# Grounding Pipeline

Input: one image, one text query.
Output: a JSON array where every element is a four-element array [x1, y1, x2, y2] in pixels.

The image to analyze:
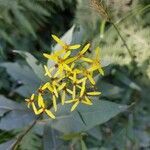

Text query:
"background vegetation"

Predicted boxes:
[[0, 0, 149, 149]]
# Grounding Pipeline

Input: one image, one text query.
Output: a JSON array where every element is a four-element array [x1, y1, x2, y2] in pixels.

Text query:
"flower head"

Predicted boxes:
[[25, 34, 104, 118]]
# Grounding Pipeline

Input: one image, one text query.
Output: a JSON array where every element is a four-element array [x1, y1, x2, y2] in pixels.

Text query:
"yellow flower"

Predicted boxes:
[[44, 65, 54, 78], [81, 69, 95, 85], [36, 95, 55, 119], [65, 82, 101, 111], [43, 52, 72, 78], [87, 47, 104, 75], [25, 94, 38, 114], [52, 34, 80, 54]]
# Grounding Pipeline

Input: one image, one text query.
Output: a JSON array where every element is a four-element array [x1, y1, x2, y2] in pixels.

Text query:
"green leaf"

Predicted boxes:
[[19, 131, 42, 150], [0, 95, 25, 117], [0, 96, 36, 131], [81, 139, 88, 150], [13, 51, 44, 81], [0, 109, 36, 131], [42, 100, 127, 133], [0, 139, 16, 150], [115, 71, 141, 91], [0, 62, 40, 96], [43, 124, 63, 150]]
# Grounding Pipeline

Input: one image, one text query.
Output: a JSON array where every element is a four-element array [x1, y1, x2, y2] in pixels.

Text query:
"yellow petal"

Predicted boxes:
[[80, 43, 90, 55], [52, 95, 57, 112], [42, 82, 49, 90], [88, 65, 99, 72], [73, 85, 76, 99], [65, 57, 77, 64], [57, 83, 66, 91], [65, 99, 77, 103], [51, 34, 65, 47], [69, 44, 80, 49], [71, 101, 80, 111], [47, 84, 53, 92], [54, 70, 60, 78], [45, 109, 55, 119], [82, 96, 93, 105], [38, 94, 45, 108], [71, 62, 75, 69], [53, 86, 58, 98], [81, 57, 92, 62], [66, 89, 73, 94], [31, 103, 38, 115], [61, 91, 65, 105], [80, 80, 86, 97], [73, 72, 76, 82], [87, 91, 101, 96], [43, 53, 58, 61], [98, 68, 104, 76], [63, 51, 71, 59], [36, 108, 43, 115], [31, 94, 34, 100], [64, 64, 71, 71], [77, 77, 87, 84], [87, 74, 95, 85]]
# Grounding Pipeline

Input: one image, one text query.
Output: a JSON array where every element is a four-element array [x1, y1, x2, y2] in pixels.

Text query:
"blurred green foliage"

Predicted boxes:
[[0, 0, 150, 150]]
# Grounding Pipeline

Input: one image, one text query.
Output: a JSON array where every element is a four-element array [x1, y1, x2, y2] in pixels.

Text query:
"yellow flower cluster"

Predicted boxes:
[[25, 35, 104, 119]]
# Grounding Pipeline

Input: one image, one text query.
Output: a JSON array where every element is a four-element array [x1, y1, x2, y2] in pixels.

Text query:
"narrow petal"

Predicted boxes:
[[69, 44, 81, 50], [51, 34, 65, 47], [36, 108, 43, 115], [87, 74, 95, 85], [66, 89, 73, 94], [38, 94, 45, 107], [45, 109, 55, 119], [47, 84, 53, 92], [80, 43, 90, 55], [73, 85, 76, 99], [80, 80, 86, 97], [71, 62, 75, 69], [88, 65, 98, 72], [42, 82, 49, 90], [65, 57, 77, 64], [31, 94, 34, 100], [71, 101, 80, 111], [87, 91, 101, 96], [53, 86, 58, 98], [65, 99, 77, 103], [98, 68, 104, 76], [32, 103, 38, 115], [81, 57, 92, 62], [61, 91, 65, 105], [57, 83, 66, 91], [82, 96, 93, 105], [63, 51, 71, 59], [64, 64, 71, 72], [77, 77, 87, 84], [52, 95, 57, 112], [73, 72, 76, 83]]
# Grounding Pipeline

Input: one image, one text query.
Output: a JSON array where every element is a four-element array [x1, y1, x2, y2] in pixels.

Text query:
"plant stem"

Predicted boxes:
[[11, 115, 41, 150], [110, 21, 134, 60]]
